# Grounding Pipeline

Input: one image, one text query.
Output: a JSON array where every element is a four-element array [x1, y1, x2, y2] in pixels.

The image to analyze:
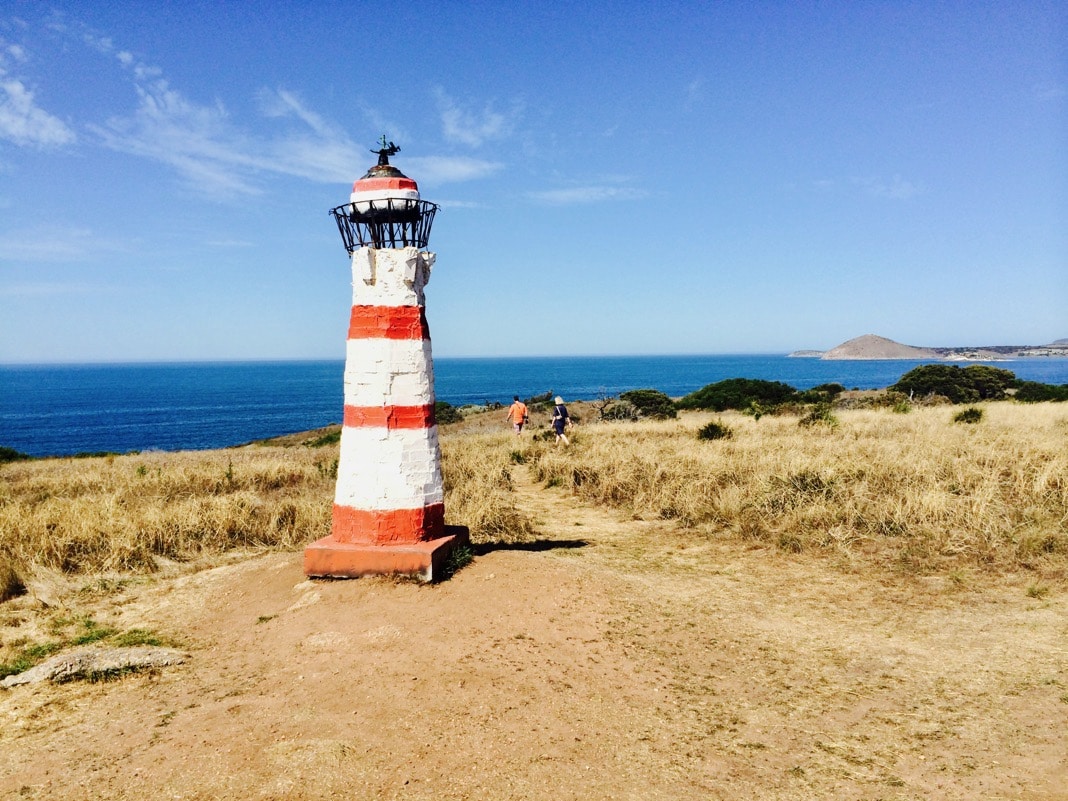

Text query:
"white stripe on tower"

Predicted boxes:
[[332, 246, 444, 546]]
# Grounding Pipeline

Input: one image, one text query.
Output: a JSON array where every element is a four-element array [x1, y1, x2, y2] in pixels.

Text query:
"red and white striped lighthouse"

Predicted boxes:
[[304, 138, 468, 580]]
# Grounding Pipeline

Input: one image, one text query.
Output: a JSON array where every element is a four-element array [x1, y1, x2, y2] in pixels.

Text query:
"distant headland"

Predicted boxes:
[[790, 334, 1068, 361]]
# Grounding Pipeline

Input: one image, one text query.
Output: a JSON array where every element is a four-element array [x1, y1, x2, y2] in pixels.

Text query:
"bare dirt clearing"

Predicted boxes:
[[2, 463, 1066, 800]]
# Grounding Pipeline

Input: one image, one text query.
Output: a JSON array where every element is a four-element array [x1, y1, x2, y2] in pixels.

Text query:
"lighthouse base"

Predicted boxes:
[[303, 526, 469, 582]]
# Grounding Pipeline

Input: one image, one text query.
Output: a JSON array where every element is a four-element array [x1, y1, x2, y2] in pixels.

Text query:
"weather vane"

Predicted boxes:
[[371, 134, 400, 166]]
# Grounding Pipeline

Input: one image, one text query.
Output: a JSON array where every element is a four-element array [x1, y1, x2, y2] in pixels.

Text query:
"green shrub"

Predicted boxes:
[[798, 383, 846, 403], [600, 400, 638, 421], [619, 389, 677, 419], [305, 428, 341, 447], [435, 401, 463, 425], [964, 365, 1018, 399], [953, 407, 983, 424], [799, 404, 839, 428], [697, 420, 733, 440], [892, 399, 912, 414], [891, 364, 1017, 404], [0, 446, 31, 463], [523, 391, 555, 411], [678, 378, 799, 412], [1014, 381, 1068, 403]]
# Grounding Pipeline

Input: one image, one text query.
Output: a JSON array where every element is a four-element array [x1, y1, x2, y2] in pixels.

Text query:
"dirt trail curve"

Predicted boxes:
[[2, 463, 1066, 800]]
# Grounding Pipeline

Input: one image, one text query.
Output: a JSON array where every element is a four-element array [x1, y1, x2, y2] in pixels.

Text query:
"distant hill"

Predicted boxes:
[[821, 335, 938, 361], [789, 335, 1068, 361]]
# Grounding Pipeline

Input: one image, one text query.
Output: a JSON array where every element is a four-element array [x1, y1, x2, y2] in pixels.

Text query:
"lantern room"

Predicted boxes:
[[330, 137, 438, 251]]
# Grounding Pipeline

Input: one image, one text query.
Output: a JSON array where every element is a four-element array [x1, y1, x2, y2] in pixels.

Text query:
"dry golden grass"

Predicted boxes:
[[2, 402, 1065, 597], [527, 402, 1068, 577], [441, 432, 537, 544], [0, 448, 332, 588], [0, 432, 534, 595]]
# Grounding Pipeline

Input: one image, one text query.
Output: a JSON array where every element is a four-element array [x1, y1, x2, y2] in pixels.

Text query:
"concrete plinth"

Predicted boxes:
[[303, 525, 469, 582]]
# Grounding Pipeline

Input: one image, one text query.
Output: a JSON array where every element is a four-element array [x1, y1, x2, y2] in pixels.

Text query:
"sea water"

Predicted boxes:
[[2, 356, 1067, 457]]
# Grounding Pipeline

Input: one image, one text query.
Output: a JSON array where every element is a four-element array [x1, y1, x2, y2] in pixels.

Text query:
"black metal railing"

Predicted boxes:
[[329, 198, 439, 252]]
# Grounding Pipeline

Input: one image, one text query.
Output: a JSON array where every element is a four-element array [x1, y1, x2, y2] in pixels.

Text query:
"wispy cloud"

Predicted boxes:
[[91, 54, 496, 195], [527, 185, 646, 205], [13, 20, 506, 197], [857, 174, 923, 200], [0, 47, 76, 148], [684, 76, 705, 110], [1032, 83, 1065, 102], [435, 88, 522, 147], [90, 79, 268, 196], [204, 238, 255, 248], [0, 281, 103, 297], [406, 155, 503, 185], [0, 226, 129, 262]]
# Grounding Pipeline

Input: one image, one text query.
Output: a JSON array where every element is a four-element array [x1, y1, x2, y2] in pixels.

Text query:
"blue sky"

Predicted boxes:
[[1, 1, 1064, 362]]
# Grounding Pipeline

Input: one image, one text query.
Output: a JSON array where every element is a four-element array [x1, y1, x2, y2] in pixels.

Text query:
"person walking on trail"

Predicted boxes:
[[506, 395, 528, 435], [551, 396, 571, 446]]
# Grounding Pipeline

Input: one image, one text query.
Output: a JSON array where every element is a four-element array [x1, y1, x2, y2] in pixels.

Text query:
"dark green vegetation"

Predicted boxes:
[[523, 391, 556, 411], [799, 404, 839, 428], [890, 364, 1016, 403], [697, 420, 733, 440], [1015, 381, 1068, 402], [677, 378, 799, 412], [673, 367, 1065, 420], [953, 407, 984, 424], [305, 429, 342, 447], [0, 446, 32, 463], [619, 389, 677, 419], [435, 401, 463, 425], [798, 383, 846, 403]]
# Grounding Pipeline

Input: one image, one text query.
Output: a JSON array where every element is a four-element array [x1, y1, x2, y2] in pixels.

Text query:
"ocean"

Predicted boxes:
[[3, 355, 1067, 457]]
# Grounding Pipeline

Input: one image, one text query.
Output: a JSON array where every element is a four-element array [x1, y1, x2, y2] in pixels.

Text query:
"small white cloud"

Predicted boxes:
[[0, 226, 126, 262], [527, 185, 646, 205], [684, 77, 705, 109], [0, 75, 76, 148], [204, 239, 255, 248], [259, 87, 337, 138], [857, 174, 923, 200], [1032, 83, 1065, 102], [405, 155, 504, 184], [435, 88, 521, 147], [0, 281, 102, 297], [436, 199, 486, 210]]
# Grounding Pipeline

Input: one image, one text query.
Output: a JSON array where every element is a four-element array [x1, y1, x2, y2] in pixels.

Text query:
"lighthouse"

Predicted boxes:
[[304, 138, 468, 581]]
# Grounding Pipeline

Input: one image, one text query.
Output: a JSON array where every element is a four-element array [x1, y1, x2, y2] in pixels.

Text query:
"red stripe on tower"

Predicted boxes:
[[347, 305, 430, 340], [343, 403, 436, 429]]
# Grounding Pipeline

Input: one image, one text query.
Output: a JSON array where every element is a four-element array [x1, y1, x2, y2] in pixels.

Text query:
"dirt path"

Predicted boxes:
[[2, 464, 1066, 800]]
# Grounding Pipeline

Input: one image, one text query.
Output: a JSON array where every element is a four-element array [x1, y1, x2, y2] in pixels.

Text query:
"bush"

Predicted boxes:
[[677, 378, 799, 412], [799, 404, 839, 428], [305, 428, 341, 447], [953, 407, 983, 424], [0, 446, 31, 463], [619, 389, 677, 419], [798, 383, 846, 403], [435, 401, 463, 425], [1014, 381, 1068, 403], [600, 400, 639, 421], [697, 420, 733, 440], [891, 364, 1017, 404], [523, 391, 555, 411]]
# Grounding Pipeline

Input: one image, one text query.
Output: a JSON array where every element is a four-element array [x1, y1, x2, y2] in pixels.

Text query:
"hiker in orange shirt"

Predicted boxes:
[[506, 396, 528, 435]]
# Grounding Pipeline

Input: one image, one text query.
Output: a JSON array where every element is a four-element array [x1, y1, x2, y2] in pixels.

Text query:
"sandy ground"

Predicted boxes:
[[2, 465, 1066, 800]]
